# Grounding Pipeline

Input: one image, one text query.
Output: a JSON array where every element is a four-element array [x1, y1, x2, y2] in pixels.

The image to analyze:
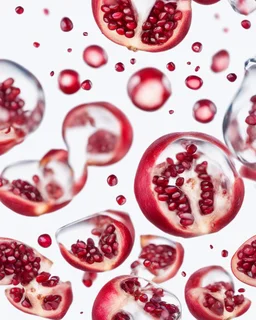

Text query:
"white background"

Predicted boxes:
[[0, 0, 256, 319]]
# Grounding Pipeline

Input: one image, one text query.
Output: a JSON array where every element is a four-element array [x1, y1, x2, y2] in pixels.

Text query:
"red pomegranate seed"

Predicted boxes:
[[185, 75, 203, 90], [60, 17, 73, 32], [166, 62, 176, 71], [193, 99, 217, 123], [33, 42, 40, 48], [227, 73, 237, 82], [38, 234, 52, 248], [192, 42, 203, 53], [81, 80, 92, 91], [15, 6, 24, 14], [58, 70, 80, 94], [241, 20, 251, 29], [130, 58, 136, 65], [107, 174, 118, 186], [221, 250, 229, 258], [115, 62, 125, 72], [116, 195, 126, 205]]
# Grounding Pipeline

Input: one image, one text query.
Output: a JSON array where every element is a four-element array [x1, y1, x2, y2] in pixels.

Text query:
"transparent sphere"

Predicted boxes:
[[228, 0, 256, 15], [223, 57, 256, 169], [0, 60, 45, 154]]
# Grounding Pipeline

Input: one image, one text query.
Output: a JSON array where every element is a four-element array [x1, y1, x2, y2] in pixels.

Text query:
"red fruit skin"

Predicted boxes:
[[134, 132, 244, 238], [140, 235, 184, 283], [231, 235, 256, 287], [0, 149, 73, 217], [92, 275, 130, 320], [62, 102, 133, 166], [5, 282, 73, 320], [193, 0, 220, 4], [185, 266, 251, 320], [92, 0, 192, 53], [0, 132, 25, 155], [59, 210, 135, 272]]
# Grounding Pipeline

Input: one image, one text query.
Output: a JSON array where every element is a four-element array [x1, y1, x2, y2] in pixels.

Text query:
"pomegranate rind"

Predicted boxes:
[[193, 0, 220, 4], [92, 0, 192, 52], [134, 132, 244, 238], [58, 210, 135, 272], [231, 235, 256, 287], [92, 275, 130, 320], [185, 266, 251, 320], [0, 237, 53, 286], [62, 102, 133, 166], [5, 281, 73, 320], [140, 235, 184, 283], [0, 129, 25, 155]]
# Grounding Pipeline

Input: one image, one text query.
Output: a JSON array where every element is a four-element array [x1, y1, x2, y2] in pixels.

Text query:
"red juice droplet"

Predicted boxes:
[[185, 75, 203, 90], [33, 42, 40, 48], [107, 174, 118, 186]]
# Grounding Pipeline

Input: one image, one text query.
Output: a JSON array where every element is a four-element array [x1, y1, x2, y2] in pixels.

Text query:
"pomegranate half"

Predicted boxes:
[[193, 0, 220, 4], [185, 266, 251, 320], [92, 275, 182, 319], [0, 149, 76, 216], [131, 235, 184, 283], [92, 0, 192, 52], [0, 238, 73, 319], [231, 235, 256, 287], [134, 132, 244, 238], [56, 210, 135, 272]]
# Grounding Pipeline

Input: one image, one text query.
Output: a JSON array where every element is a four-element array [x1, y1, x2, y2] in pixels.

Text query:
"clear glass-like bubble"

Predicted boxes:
[[228, 0, 256, 15], [223, 57, 256, 169], [0, 150, 74, 216], [0, 60, 45, 154], [56, 210, 134, 272], [62, 102, 133, 188]]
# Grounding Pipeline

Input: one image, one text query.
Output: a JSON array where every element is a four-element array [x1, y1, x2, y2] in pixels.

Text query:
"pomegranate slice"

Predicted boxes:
[[0, 149, 76, 216], [193, 0, 220, 4], [56, 210, 135, 272], [62, 102, 133, 181], [0, 238, 73, 319], [131, 235, 184, 283], [231, 235, 256, 287], [0, 60, 45, 155], [92, 0, 192, 52], [92, 275, 182, 319], [185, 266, 251, 320], [134, 132, 244, 238]]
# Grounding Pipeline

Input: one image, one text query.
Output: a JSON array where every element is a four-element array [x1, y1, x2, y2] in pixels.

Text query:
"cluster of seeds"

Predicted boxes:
[[141, 1, 182, 45], [0, 241, 41, 285], [153, 143, 216, 227], [236, 240, 256, 278], [101, 0, 137, 39], [203, 282, 245, 315], [71, 224, 119, 264], [87, 129, 117, 154], [139, 243, 176, 270], [0, 78, 25, 125], [8, 179, 43, 202], [113, 278, 180, 319], [245, 95, 256, 147]]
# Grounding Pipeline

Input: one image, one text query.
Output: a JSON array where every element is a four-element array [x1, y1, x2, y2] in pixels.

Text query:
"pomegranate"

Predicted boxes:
[[193, 0, 220, 4], [0, 149, 76, 216], [231, 235, 256, 287], [92, 275, 181, 319], [92, 0, 192, 52], [131, 235, 184, 283], [56, 210, 135, 272], [127, 68, 171, 112], [185, 266, 251, 320], [0, 238, 72, 319], [0, 60, 45, 155], [62, 102, 133, 170], [134, 132, 244, 238]]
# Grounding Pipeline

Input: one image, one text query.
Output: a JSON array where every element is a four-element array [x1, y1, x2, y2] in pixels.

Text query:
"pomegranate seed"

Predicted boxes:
[[60, 17, 73, 32], [38, 234, 52, 248], [15, 6, 24, 14]]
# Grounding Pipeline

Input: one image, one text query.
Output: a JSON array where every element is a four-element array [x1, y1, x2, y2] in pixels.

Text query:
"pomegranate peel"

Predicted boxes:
[[92, 0, 192, 52]]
